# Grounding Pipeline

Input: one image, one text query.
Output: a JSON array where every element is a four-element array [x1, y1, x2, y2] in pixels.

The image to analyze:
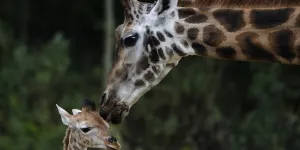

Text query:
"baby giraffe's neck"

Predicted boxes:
[[63, 128, 87, 150], [173, 6, 300, 65]]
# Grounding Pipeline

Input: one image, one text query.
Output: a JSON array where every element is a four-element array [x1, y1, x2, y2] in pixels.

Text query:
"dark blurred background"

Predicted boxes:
[[1, 0, 300, 150]]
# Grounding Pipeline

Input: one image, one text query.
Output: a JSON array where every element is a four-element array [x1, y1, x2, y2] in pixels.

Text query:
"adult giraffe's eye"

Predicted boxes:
[[123, 34, 139, 47], [80, 127, 92, 133]]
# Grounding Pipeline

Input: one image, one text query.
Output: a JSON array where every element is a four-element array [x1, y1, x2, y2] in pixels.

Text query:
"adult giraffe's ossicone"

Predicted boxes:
[[100, 0, 300, 124]]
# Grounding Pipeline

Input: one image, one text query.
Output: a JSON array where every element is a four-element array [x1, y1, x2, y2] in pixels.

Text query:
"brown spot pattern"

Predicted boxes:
[[181, 40, 189, 48], [213, 9, 245, 32], [216, 47, 236, 59], [296, 45, 300, 58], [170, 11, 176, 17], [187, 28, 199, 40], [236, 32, 276, 61], [150, 48, 160, 63], [203, 25, 226, 46], [191, 43, 207, 56], [152, 65, 160, 74], [135, 79, 145, 87], [268, 29, 296, 61], [171, 43, 186, 56], [164, 30, 173, 38], [296, 13, 300, 27], [185, 14, 208, 24], [73, 145, 80, 150], [136, 56, 150, 74], [175, 22, 185, 34], [178, 8, 197, 19], [144, 71, 155, 82], [77, 142, 84, 148], [165, 46, 174, 58], [156, 31, 166, 42], [158, 48, 166, 60], [250, 8, 294, 29]]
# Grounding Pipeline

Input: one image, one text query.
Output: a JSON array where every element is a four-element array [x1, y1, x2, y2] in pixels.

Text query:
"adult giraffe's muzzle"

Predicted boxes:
[[100, 91, 130, 124]]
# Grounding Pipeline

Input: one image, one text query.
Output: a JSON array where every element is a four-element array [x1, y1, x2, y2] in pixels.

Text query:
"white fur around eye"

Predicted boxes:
[[78, 124, 94, 134], [79, 124, 90, 129]]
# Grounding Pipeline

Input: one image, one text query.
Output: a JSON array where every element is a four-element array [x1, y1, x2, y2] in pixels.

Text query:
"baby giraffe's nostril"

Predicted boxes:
[[108, 136, 117, 143]]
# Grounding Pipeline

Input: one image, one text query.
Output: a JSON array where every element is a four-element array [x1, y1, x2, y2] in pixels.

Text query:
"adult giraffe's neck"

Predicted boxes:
[[63, 128, 87, 150], [173, 6, 300, 65]]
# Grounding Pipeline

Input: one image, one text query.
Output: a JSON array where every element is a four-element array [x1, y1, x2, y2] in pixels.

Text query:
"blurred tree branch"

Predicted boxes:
[[15, 0, 29, 43], [103, 0, 115, 88]]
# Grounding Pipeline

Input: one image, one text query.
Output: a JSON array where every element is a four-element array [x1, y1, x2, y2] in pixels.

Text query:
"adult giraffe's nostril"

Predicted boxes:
[[101, 92, 107, 106]]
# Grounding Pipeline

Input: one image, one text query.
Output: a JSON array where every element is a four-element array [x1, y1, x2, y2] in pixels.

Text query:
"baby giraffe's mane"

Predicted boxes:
[[63, 128, 71, 150], [180, 0, 300, 8]]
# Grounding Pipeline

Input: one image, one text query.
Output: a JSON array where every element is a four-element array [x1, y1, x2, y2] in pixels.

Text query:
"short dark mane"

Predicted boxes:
[[179, 0, 300, 8]]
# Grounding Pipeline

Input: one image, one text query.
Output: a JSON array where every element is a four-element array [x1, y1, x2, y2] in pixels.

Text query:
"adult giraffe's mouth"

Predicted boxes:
[[100, 100, 130, 124]]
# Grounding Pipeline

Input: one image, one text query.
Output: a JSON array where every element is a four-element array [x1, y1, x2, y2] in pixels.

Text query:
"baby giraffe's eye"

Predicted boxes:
[[80, 127, 92, 133]]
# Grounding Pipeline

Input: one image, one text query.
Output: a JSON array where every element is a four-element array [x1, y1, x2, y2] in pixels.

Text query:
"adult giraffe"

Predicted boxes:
[[99, 0, 300, 124]]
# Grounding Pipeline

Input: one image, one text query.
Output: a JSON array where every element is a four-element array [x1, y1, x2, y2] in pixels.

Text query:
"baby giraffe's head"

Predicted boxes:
[[56, 99, 121, 150]]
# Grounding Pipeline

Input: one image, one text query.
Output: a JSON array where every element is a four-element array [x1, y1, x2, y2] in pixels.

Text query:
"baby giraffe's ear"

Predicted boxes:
[[56, 104, 72, 126], [150, 0, 178, 16]]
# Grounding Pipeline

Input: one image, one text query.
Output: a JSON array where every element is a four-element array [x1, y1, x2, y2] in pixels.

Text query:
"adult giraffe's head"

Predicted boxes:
[[100, 0, 184, 124]]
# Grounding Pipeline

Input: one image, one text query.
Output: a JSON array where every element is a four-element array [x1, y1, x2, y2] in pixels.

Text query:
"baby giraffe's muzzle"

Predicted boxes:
[[105, 136, 121, 150]]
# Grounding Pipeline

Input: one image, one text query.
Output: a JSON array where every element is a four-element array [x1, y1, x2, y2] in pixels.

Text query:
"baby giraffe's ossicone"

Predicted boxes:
[[56, 99, 121, 150]]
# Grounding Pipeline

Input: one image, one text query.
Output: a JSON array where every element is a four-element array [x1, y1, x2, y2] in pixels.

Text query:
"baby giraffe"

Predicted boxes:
[[56, 99, 121, 150]]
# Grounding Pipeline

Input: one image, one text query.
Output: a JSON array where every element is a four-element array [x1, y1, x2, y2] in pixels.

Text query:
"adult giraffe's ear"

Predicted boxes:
[[150, 0, 178, 16]]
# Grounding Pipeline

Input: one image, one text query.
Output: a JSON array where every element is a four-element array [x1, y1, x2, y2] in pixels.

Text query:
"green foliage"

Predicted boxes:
[[0, 27, 70, 149], [123, 58, 300, 150], [0, 22, 103, 150]]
